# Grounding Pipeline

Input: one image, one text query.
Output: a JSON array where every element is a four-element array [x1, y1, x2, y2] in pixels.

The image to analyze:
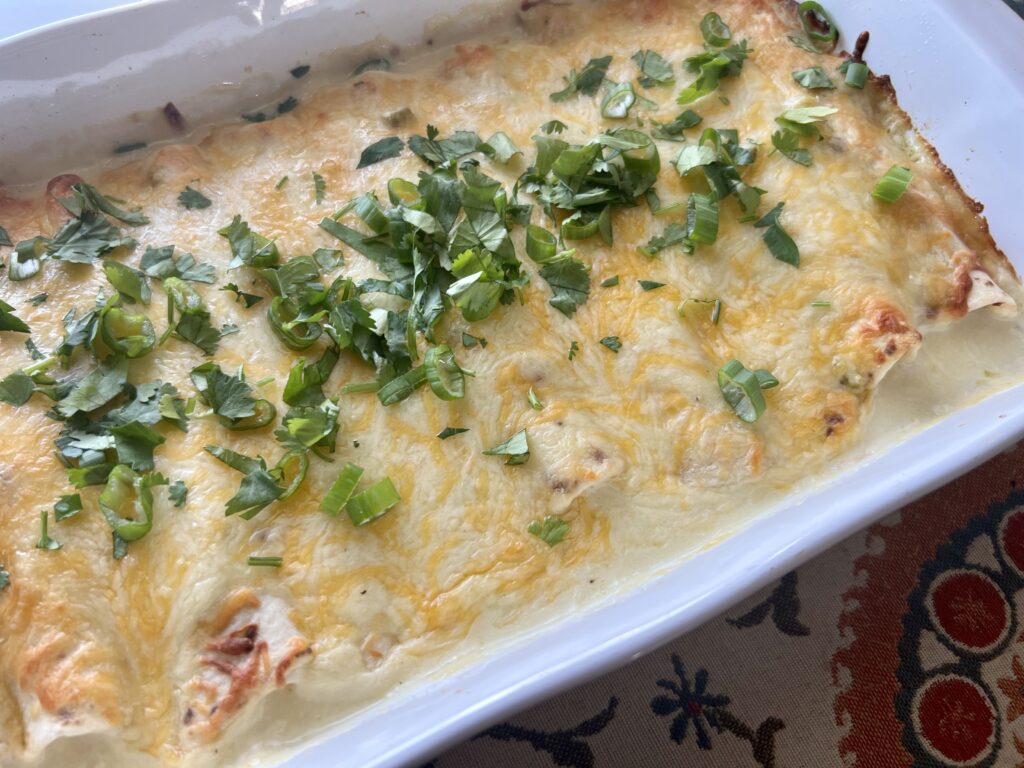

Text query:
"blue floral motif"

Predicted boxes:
[[650, 655, 730, 749]]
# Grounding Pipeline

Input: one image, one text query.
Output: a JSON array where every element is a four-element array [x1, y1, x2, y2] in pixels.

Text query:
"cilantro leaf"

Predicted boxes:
[[190, 362, 257, 421], [139, 245, 216, 283], [218, 216, 280, 269], [632, 50, 675, 87], [550, 55, 612, 101], [0, 299, 30, 333], [638, 222, 693, 256], [58, 183, 149, 226], [600, 335, 622, 353], [357, 136, 405, 169], [108, 421, 166, 471], [173, 313, 221, 355], [754, 202, 800, 266], [54, 494, 83, 521], [178, 186, 212, 210], [47, 213, 135, 263], [479, 132, 522, 164], [57, 356, 129, 418], [771, 130, 812, 166], [792, 66, 836, 90], [408, 126, 482, 167], [651, 109, 702, 141], [0, 371, 34, 406], [538, 253, 590, 317], [221, 282, 264, 308], [103, 260, 151, 305], [168, 480, 188, 507]]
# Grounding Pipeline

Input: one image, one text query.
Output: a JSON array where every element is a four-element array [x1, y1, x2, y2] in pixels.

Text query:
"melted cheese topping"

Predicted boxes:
[[0, 0, 1019, 765]]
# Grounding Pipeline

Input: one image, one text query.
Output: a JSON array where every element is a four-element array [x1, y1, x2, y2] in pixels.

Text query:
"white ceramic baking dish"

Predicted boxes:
[[2, 1, 1023, 766]]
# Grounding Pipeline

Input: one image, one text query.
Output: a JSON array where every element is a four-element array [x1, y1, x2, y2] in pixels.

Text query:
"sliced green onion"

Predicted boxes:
[[528, 387, 545, 411], [346, 477, 400, 526], [601, 82, 636, 119], [687, 193, 719, 245], [387, 178, 419, 206], [798, 1, 838, 45], [811, 299, 832, 307], [222, 398, 277, 431], [343, 381, 381, 394], [100, 306, 156, 359], [718, 359, 774, 423], [424, 344, 474, 401], [273, 450, 309, 502], [844, 61, 868, 88], [438, 426, 469, 440], [351, 193, 389, 233], [561, 210, 601, 241], [377, 365, 427, 406], [247, 555, 283, 567], [320, 462, 364, 515], [700, 12, 732, 47], [620, 131, 661, 179], [526, 224, 558, 262], [268, 297, 323, 350], [601, 275, 620, 288], [872, 165, 912, 203]]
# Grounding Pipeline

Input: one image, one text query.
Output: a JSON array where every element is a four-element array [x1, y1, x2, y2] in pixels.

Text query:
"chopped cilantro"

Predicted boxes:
[[600, 336, 622, 353], [178, 186, 212, 210], [437, 426, 469, 440], [140, 245, 216, 283], [168, 480, 188, 507], [550, 55, 612, 101], [221, 282, 264, 308], [632, 50, 675, 87], [54, 494, 83, 522], [357, 136, 405, 169]]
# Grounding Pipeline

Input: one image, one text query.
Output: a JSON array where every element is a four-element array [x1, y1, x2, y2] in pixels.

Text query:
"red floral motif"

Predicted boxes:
[[914, 676, 996, 763], [999, 655, 1024, 724], [929, 570, 1009, 651]]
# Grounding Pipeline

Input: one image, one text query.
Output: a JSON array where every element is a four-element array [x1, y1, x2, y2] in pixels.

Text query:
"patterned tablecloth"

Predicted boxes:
[[431, 436, 1024, 768]]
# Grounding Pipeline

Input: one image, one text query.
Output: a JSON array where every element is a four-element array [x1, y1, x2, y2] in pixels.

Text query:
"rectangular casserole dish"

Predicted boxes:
[[1, 0, 1023, 766]]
